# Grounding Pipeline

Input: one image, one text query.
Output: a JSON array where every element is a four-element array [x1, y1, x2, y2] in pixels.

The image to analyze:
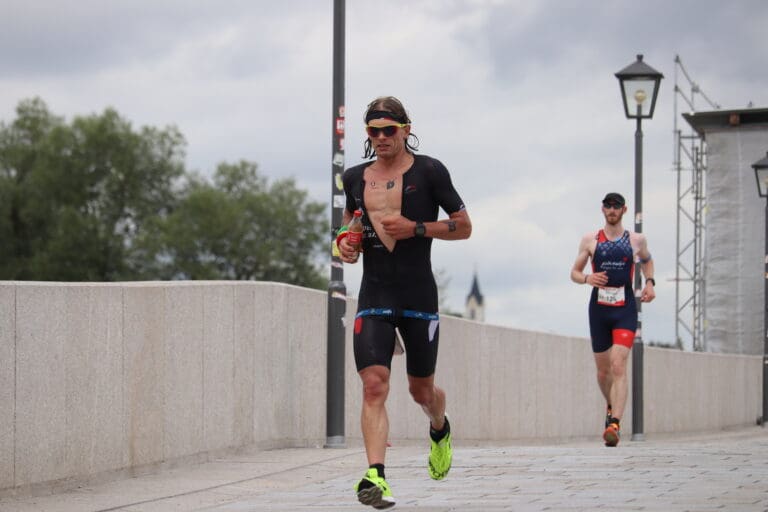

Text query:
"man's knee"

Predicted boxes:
[[408, 383, 435, 406], [593, 353, 611, 383], [360, 368, 390, 404], [610, 358, 628, 378]]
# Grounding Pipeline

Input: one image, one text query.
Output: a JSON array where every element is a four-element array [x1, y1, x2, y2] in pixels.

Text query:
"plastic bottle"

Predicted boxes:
[[347, 209, 363, 252]]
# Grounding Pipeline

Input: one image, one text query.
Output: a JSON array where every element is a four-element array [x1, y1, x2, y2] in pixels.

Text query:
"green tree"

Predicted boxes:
[[0, 97, 185, 280], [136, 160, 328, 289], [1, 98, 329, 289]]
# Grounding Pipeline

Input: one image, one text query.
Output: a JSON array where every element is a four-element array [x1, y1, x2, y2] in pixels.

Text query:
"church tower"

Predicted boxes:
[[465, 271, 485, 322]]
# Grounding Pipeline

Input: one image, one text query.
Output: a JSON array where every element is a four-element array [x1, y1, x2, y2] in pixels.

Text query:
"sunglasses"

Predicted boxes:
[[603, 203, 624, 210], [366, 123, 408, 138]]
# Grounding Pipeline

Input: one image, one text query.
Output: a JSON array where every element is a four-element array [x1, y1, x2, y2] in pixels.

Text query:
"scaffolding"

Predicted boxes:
[[672, 55, 719, 351]]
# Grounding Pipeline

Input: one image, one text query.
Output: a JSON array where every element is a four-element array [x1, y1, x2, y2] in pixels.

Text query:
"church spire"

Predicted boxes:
[[465, 268, 485, 321], [466, 269, 484, 305]]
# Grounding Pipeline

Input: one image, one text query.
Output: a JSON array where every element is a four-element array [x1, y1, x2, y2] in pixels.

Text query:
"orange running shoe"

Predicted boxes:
[[603, 422, 620, 447]]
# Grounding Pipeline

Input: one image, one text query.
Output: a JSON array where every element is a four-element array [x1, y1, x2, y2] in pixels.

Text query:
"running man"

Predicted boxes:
[[336, 96, 471, 508], [570, 192, 656, 447]]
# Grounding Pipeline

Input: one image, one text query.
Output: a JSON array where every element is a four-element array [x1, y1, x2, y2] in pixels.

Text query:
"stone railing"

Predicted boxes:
[[0, 281, 760, 494]]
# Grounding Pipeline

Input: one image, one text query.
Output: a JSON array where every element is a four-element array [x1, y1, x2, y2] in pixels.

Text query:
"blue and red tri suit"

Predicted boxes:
[[588, 229, 637, 352]]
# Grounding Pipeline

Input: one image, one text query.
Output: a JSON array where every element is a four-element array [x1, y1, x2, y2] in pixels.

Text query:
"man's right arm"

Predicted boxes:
[[570, 233, 592, 285], [337, 209, 360, 263]]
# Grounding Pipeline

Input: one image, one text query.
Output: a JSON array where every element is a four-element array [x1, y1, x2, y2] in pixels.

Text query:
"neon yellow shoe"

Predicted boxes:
[[428, 421, 452, 480], [354, 468, 395, 509]]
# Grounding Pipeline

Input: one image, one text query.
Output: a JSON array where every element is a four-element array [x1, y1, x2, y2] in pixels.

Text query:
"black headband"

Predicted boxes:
[[365, 110, 407, 124]]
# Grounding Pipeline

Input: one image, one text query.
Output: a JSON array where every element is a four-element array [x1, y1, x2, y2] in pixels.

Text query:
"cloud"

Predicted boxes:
[[1, 0, 767, 350]]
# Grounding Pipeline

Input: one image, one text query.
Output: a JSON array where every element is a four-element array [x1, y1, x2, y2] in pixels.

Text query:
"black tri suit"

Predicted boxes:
[[342, 154, 466, 377]]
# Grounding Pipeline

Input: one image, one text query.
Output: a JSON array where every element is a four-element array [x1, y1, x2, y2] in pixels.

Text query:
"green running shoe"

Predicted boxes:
[[354, 468, 395, 509], [428, 424, 452, 480]]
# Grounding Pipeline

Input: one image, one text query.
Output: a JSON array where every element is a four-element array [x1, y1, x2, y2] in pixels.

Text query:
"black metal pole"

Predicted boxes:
[[631, 107, 645, 441], [763, 197, 768, 427], [325, 0, 346, 448]]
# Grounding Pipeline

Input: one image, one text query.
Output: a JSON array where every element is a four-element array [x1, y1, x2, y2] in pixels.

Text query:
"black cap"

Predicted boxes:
[[602, 192, 625, 206]]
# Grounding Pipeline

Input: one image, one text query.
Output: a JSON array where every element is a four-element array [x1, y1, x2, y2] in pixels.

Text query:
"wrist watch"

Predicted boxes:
[[414, 222, 426, 237]]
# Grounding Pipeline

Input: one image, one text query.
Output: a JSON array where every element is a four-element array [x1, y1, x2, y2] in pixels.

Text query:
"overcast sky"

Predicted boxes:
[[2, 0, 767, 348]]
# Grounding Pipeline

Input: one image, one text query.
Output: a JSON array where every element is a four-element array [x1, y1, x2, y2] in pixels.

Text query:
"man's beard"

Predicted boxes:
[[605, 212, 623, 225]]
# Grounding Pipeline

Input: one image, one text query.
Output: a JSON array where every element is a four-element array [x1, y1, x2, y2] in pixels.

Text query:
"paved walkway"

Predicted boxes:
[[2, 427, 767, 512]]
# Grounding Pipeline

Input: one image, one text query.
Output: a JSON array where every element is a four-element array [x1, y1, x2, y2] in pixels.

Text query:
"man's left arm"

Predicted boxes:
[[432, 209, 472, 241], [429, 159, 471, 240], [382, 161, 472, 241], [380, 210, 471, 241], [637, 234, 656, 303]]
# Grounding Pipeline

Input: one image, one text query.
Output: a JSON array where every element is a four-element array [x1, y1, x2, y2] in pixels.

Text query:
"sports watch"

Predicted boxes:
[[414, 222, 426, 237]]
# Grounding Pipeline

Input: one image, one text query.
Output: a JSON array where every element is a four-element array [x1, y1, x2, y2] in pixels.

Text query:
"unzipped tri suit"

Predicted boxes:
[[342, 154, 465, 377]]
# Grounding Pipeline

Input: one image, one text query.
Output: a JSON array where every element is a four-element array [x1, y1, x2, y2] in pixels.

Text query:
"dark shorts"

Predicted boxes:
[[588, 299, 637, 353], [353, 313, 440, 378]]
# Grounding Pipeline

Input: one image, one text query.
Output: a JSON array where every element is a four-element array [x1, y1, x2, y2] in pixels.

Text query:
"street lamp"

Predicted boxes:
[[752, 151, 768, 427], [325, 0, 346, 448], [615, 54, 663, 442]]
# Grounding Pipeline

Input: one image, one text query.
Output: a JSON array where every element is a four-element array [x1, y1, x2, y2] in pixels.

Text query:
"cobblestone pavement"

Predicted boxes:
[[2, 427, 767, 512]]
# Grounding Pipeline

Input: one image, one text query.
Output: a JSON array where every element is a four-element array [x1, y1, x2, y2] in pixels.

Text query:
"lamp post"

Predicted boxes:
[[615, 54, 663, 442], [752, 151, 768, 427], [325, 0, 346, 448]]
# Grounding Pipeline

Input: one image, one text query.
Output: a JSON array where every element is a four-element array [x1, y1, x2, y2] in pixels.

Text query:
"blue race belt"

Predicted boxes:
[[355, 308, 439, 321]]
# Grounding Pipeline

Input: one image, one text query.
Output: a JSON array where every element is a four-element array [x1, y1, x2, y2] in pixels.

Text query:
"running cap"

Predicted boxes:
[[602, 192, 625, 206]]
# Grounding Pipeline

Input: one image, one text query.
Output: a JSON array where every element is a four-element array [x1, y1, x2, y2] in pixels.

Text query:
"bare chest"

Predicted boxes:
[[364, 176, 402, 215], [362, 165, 407, 251]]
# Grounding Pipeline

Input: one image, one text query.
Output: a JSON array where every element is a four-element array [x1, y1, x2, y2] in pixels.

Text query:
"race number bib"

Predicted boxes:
[[597, 286, 626, 306]]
